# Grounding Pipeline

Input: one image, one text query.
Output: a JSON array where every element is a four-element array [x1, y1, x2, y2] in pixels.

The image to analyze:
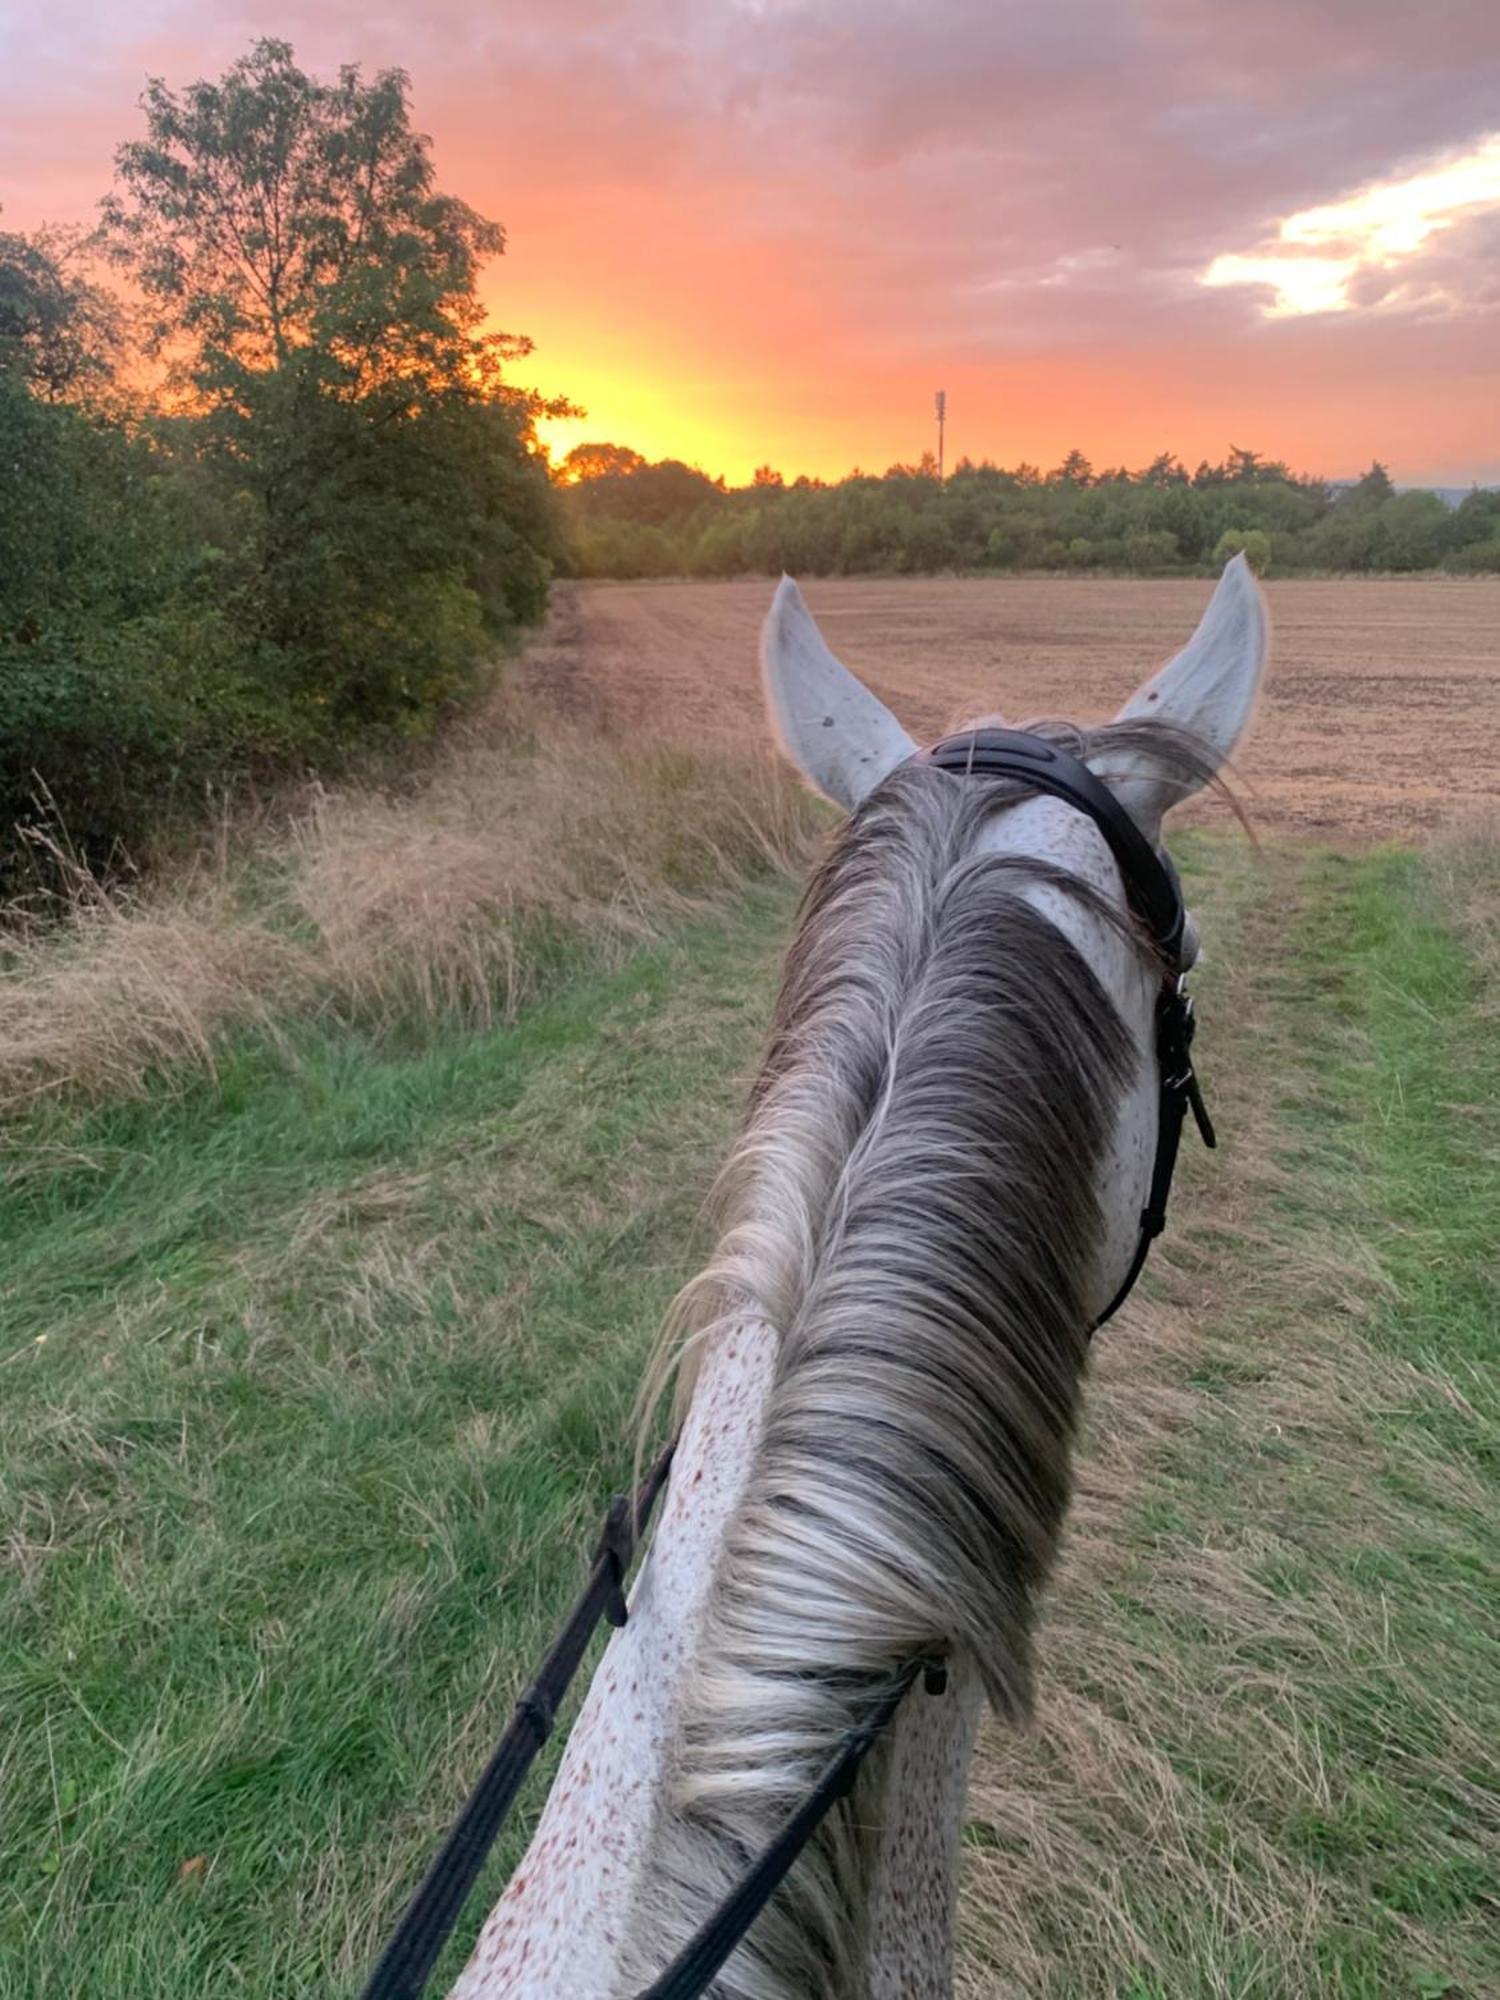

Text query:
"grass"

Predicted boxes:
[[2, 823, 1496, 1998], [958, 835, 1500, 1999], [0, 672, 824, 1123], [0, 884, 797, 1998]]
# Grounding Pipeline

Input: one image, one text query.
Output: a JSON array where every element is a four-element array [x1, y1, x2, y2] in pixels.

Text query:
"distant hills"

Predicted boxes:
[[1419, 487, 1496, 509], [1329, 483, 1498, 508]]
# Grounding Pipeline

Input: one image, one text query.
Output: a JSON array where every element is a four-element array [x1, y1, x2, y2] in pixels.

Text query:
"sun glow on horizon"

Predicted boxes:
[[1202, 132, 1500, 317]]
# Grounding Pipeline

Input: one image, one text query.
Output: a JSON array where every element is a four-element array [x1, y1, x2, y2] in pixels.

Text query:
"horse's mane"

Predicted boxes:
[[621, 720, 1211, 1999]]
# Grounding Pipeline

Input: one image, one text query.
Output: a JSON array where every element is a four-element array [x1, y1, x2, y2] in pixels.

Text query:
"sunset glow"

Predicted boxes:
[[1203, 133, 1500, 320], [4, 5, 1499, 486]]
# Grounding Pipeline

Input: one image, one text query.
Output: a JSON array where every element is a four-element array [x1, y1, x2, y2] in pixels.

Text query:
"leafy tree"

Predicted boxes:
[[566, 454, 723, 527], [1, 41, 571, 884], [1444, 533, 1500, 573], [1450, 487, 1500, 550], [0, 222, 120, 400], [99, 39, 559, 739], [561, 441, 647, 483], [1050, 448, 1094, 486], [1140, 452, 1188, 487], [1213, 527, 1272, 574], [1378, 491, 1453, 571], [100, 41, 503, 391], [1345, 460, 1396, 508]]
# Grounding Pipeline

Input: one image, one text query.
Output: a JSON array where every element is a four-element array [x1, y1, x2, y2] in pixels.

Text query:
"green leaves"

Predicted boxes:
[[3, 43, 561, 884], [98, 38, 503, 388]]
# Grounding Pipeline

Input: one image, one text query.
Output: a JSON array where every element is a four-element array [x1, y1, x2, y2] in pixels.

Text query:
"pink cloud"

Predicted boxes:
[[3, 1, 1497, 482]]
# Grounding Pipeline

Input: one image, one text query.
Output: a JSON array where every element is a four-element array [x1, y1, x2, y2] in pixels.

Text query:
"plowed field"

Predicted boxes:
[[529, 576, 1499, 838]]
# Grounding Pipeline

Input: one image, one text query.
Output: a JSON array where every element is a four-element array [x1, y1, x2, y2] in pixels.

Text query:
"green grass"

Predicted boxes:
[[960, 838, 1500, 1998], [4, 839, 1498, 1998], [0, 883, 797, 1998]]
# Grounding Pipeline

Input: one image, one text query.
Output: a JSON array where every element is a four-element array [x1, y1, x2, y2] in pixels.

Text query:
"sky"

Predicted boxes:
[[3, 1, 1499, 486]]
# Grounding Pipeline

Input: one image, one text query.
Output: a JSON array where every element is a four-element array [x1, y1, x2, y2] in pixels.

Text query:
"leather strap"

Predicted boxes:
[[922, 728, 1186, 960]]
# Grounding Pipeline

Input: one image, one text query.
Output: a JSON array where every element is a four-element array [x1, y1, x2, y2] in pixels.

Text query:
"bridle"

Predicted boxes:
[[357, 727, 1220, 2000], [920, 725, 1216, 1332]]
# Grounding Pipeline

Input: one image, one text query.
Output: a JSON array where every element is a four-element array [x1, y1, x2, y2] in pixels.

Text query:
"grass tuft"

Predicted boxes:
[[0, 680, 825, 1126]]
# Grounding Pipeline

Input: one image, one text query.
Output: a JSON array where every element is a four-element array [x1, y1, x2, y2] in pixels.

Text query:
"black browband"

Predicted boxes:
[[921, 726, 1187, 959], [918, 727, 1215, 1331]]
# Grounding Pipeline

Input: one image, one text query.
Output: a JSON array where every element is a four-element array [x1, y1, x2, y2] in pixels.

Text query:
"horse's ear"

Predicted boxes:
[[1105, 553, 1269, 831], [761, 577, 916, 810]]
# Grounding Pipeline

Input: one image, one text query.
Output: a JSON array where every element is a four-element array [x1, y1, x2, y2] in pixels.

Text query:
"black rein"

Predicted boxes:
[[357, 1443, 676, 2000]]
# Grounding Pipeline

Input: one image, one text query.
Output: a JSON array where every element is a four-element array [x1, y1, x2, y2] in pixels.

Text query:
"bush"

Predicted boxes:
[[0, 378, 262, 884], [1120, 529, 1182, 572], [1213, 527, 1272, 574], [1, 48, 563, 884], [1443, 536, 1500, 574]]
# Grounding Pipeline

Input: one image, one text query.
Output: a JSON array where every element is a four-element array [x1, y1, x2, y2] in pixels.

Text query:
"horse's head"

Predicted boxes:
[[756, 555, 1268, 1338], [761, 551, 1267, 945], [462, 564, 1270, 2000]]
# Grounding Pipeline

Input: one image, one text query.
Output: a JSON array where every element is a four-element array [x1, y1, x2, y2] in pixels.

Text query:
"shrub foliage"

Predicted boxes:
[[558, 443, 1500, 583], [1, 42, 560, 884]]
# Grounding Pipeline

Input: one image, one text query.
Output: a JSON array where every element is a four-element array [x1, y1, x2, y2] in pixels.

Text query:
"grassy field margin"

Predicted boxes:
[[960, 835, 1500, 1999], [1, 884, 798, 1997], [3, 834, 1496, 1998]]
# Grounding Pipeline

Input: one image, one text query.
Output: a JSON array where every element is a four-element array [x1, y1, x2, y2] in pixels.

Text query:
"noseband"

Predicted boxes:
[[918, 727, 1215, 1331]]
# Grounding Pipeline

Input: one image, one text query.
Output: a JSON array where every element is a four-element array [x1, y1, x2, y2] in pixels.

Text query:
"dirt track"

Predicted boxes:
[[528, 576, 1500, 839]]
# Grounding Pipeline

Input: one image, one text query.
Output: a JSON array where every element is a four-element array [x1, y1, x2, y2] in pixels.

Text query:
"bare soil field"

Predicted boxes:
[[530, 576, 1500, 839]]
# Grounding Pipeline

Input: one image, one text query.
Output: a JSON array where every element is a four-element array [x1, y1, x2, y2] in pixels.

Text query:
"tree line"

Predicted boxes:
[[8, 40, 1497, 886], [558, 443, 1500, 583], [1, 41, 561, 885]]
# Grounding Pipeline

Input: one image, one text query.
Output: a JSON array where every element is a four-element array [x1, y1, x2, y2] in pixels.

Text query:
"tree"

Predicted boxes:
[[1452, 486, 1500, 547], [1050, 448, 1094, 487], [1379, 491, 1453, 571], [565, 454, 724, 527], [1345, 460, 1395, 508], [99, 40, 560, 738], [1140, 452, 1187, 487], [100, 41, 503, 393], [0, 222, 120, 400], [1213, 526, 1272, 574], [560, 441, 648, 483]]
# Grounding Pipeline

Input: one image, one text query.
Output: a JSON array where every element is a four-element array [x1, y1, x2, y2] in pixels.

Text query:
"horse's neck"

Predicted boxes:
[[448, 1321, 779, 1999], [451, 796, 1156, 1999], [449, 1315, 984, 2000]]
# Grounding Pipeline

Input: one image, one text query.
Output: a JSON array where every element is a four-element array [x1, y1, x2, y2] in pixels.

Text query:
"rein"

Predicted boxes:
[[358, 1443, 677, 2000], [357, 727, 1216, 1998]]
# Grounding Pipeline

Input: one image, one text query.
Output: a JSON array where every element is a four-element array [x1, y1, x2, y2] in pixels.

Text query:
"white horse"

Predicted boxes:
[[450, 559, 1267, 1999]]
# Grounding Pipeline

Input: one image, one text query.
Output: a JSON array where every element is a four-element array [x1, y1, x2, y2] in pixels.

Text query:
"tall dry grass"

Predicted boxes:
[[1429, 812, 1500, 1000], [0, 685, 826, 1122]]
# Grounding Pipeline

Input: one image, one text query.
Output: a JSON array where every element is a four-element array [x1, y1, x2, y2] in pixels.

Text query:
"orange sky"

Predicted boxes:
[[5, 3, 1499, 486]]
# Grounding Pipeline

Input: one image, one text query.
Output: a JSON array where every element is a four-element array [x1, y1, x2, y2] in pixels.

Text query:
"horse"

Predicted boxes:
[[448, 557, 1268, 1999]]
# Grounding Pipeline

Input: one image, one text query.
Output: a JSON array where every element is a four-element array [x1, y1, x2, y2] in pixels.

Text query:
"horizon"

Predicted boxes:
[[4, 5, 1499, 489], [556, 447, 1497, 495]]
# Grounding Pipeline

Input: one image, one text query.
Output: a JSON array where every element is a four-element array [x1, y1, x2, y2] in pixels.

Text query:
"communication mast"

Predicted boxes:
[[935, 389, 947, 482]]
